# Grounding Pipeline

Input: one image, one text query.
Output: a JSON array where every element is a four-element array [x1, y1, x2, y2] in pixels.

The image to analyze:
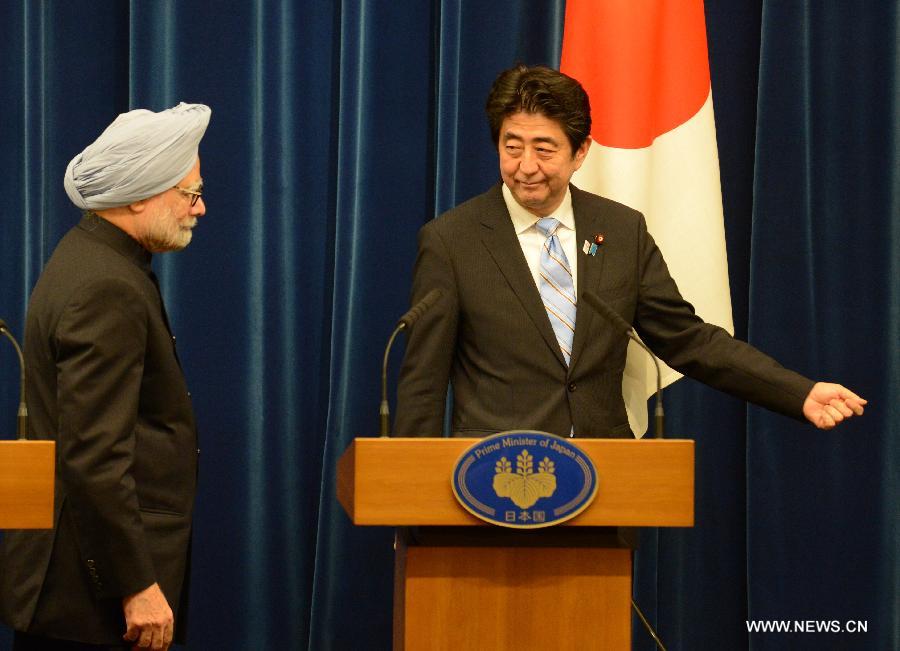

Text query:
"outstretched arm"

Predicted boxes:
[[802, 382, 867, 429]]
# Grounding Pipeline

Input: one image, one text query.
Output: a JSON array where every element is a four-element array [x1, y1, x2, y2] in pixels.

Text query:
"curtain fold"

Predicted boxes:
[[746, 3, 899, 649], [1, 2, 895, 649]]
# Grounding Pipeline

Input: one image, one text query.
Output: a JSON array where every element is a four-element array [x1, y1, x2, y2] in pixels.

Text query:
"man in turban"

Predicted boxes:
[[0, 102, 211, 651]]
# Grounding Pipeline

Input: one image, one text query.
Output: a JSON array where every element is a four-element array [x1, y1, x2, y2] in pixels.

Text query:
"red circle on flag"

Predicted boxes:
[[561, 0, 711, 149]]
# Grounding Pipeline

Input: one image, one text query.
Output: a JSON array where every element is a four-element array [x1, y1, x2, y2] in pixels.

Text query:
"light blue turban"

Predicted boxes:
[[64, 102, 211, 210]]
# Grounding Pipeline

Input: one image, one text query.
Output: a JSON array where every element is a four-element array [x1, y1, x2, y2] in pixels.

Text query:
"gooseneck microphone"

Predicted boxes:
[[581, 291, 664, 438], [0, 319, 28, 439], [380, 289, 443, 437]]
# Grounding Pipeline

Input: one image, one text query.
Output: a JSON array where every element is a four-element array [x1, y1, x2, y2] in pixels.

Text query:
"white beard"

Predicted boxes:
[[142, 206, 197, 252]]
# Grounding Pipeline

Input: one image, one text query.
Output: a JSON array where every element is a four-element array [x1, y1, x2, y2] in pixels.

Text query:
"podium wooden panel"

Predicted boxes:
[[0, 440, 55, 529], [396, 543, 632, 649], [337, 437, 694, 650], [337, 438, 694, 527]]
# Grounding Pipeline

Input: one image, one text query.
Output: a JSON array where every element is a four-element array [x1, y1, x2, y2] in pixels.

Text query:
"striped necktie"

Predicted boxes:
[[535, 217, 576, 365]]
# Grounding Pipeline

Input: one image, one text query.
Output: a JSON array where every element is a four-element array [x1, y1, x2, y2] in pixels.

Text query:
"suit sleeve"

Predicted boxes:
[[394, 222, 460, 437], [630, 215, 814, 419], [54, 277, 157, 599]]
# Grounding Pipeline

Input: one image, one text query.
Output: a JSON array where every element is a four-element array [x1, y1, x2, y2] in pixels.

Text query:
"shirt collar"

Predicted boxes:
[[77, 212, 153, 274], [501, 183, 575, 235]]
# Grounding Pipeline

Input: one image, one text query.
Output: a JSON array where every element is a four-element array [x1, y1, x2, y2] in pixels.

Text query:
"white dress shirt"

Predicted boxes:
[[501, 183, 579, 295]]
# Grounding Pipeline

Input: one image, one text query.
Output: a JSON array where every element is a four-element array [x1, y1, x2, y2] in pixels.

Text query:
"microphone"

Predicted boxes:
[[0, 319, 28, 439], [380, 289, 443, 437], [397, 288, 443, 330], [581, 291, 664, 438]]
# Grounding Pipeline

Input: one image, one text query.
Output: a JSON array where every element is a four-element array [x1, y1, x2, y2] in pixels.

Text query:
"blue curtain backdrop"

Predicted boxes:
[[0, 1, 896, 650]]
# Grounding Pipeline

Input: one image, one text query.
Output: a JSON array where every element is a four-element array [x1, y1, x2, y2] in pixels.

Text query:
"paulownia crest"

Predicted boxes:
[[492, 450, 557, 509]]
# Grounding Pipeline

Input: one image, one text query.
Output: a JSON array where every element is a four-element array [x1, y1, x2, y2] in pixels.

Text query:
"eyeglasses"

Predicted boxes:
[[173, 183, 204, 207]]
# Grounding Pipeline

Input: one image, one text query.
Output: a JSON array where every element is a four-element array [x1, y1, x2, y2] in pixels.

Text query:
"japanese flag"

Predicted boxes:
[[561, 0, 733, 436]]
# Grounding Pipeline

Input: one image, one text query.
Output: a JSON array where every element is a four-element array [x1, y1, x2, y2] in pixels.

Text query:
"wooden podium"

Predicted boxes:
[[337, 437, 693, 650], [0, 440, 55, 529]]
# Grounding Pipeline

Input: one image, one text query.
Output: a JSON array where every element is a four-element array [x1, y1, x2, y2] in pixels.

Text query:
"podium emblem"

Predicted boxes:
[[451, 431, 598, 529]]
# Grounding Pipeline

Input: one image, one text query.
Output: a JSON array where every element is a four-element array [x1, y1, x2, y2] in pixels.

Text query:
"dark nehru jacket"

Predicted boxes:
[[395, 183, 814, 439], [0, 213, 198, 645]]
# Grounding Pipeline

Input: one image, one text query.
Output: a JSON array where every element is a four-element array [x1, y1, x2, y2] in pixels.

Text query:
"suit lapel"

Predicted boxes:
[[570, 186, 609, 372], [479, 185, 567, 368]]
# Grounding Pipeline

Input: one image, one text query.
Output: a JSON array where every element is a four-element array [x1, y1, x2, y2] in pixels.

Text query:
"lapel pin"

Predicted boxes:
[[584, 234, 604, 257]]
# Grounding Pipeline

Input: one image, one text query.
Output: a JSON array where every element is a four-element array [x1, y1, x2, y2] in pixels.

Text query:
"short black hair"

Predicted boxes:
[[485, 64, 592, 154]]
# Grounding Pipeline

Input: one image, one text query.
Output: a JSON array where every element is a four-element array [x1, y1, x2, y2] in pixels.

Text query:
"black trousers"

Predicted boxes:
[[13, 631, 132, 650]]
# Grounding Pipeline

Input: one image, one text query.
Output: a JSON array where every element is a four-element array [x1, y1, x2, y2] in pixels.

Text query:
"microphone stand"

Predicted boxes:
[[581, 291, 664, 438], [0, 320, 28, 439], [379, 289, 443, 437], [626, 331, 664, 439], [380, 323, 406, 437]]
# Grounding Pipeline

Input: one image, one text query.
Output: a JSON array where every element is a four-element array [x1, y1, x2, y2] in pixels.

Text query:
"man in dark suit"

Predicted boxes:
[[0, 103, 210, 650], [395, 65, 865, 439]]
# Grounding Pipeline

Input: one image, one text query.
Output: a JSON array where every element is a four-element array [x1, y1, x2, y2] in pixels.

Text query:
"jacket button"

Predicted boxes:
[[567, 382, 577, 392]]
